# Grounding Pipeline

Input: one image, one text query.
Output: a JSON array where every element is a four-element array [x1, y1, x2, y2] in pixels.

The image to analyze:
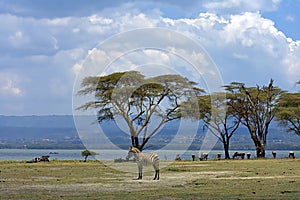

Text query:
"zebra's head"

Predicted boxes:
[[126, 146, 140, 160]]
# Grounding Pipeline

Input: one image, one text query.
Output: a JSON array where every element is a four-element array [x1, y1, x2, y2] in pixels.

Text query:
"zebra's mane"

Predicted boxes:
[[130, 147, 141, 153]]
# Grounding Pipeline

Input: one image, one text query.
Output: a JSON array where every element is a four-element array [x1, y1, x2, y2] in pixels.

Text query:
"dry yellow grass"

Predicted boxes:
[[0, 159, 300, 199]]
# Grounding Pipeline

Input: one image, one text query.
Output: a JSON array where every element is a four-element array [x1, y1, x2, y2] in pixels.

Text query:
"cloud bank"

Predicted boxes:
[[0, 1, 299, 115]]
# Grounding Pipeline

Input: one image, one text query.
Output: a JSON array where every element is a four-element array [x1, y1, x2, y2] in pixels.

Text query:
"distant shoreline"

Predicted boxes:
[[0, 149, 299, 161]]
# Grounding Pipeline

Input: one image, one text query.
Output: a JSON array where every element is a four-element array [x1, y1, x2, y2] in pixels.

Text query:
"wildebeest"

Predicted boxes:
[[232, 152, 245, 159], [199, 153, 208, 161]]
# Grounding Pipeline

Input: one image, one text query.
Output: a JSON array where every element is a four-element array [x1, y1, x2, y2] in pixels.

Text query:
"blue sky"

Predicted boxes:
[[0, 0, 300, 115]]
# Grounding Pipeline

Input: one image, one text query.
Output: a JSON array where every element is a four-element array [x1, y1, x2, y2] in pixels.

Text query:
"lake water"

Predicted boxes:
[[0, 149, 298, 161]]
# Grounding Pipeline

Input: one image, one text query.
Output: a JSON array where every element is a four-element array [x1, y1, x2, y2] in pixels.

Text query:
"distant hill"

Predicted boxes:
[[0, 115, 75, 128], [0, 115, 300, 150], [0, 115, 81, 149], [0, 115, 77, 140]]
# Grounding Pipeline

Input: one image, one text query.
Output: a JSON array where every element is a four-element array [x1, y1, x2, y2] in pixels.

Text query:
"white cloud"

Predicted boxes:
[[143, 49, 171, 64], [288, 38, 300, 52], [0, 14, 63, 54], [114, 13, 160, 32], [221, 12, 285, 48], [8, 30, 30, 48], [0, 72, 23, 97], [203, 0, 241, 10], [286, 15, 294, 22], [45, 17, 71, 26], [50, 79, 68, 96], [282, 40, 300, 84], [203, 0, 281, 14], [89, 15, 113, 25], [233, 53, 248, 60], [1, 1, 300, 115], [72, 63, 83, 75], [160, 11, 299, 88]]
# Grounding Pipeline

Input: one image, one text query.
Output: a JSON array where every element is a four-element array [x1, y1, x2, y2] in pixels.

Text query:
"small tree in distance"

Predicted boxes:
[[81, 150, 98, 162]]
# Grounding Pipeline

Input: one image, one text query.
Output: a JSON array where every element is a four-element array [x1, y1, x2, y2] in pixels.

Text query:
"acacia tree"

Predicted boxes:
[[225, 80, 283, 157], [81, 149, 98, 162], [276, 92, 300, 137], [197, 93, 240, 159], [78, 71, 203, 151]]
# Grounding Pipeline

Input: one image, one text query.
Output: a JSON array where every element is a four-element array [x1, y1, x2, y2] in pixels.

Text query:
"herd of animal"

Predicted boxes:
[[26, 148, 296, 181], [125, 149, 297, 180]]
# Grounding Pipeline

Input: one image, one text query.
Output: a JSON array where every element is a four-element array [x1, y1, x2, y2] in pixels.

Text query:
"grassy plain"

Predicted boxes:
[[0, 158, 300, 199]]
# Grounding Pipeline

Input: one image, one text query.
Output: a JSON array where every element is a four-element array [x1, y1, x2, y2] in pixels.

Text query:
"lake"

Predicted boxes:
[[0, 149, 298, 161]]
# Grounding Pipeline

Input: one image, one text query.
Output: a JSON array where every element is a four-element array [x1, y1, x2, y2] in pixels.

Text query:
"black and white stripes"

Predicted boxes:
[[126, 146, 160, 180]]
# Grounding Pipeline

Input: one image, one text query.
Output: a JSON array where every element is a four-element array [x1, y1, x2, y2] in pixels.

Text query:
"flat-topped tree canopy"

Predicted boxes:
[[224, 79, 283, 157], [77, 70, 204, 151], [277, 91, 300, 137]]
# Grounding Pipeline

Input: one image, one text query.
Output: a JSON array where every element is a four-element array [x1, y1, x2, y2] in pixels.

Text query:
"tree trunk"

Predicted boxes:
[[140, 137, 151, 151], [84, 155, 88, 162], [131, 136, 142, 151], [223, 142, 230, 159], [250, 132, 266, 158], [256, 145, 265, 158], [131, 136, 134, 147], [131, 136, 140, 148], [134, 137, 139, 149]]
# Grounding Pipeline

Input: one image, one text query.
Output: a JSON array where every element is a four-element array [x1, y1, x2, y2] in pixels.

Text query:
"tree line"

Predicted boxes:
[[78, 71, 300, 159]]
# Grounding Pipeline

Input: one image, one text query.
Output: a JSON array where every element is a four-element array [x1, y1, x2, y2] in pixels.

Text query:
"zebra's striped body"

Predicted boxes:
[[127, 146, 159, 180]]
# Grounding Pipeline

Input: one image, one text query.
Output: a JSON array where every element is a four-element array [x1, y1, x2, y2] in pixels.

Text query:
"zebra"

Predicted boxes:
[[126, 146, 160, 180]]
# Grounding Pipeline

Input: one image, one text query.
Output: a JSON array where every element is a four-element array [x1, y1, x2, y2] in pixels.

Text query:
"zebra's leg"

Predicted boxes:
[[138, 165, 142, 180], [153, 163, 159, 180], [153, 165, 159, 180], [153, 170, 159, 180], [156, 170, 160, 180]]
